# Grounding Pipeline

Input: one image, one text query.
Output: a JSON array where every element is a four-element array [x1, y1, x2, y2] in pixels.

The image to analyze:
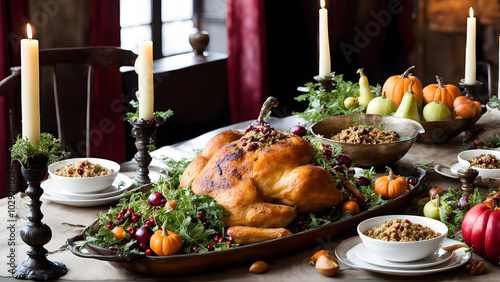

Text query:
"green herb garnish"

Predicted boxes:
[[10, 132, 69, 166], [293, 73, 381, 124], [124, 100, 174, 122]]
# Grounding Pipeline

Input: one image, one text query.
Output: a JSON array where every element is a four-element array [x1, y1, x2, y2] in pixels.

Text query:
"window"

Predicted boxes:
[[120, 0, 194, 57]]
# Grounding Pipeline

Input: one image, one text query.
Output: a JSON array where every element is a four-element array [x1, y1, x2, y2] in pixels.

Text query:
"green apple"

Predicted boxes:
[[422, 100, 452, 121], [423, 195, 452, 220], [344, 97, 358, 109], [366, 95, 398, 115]]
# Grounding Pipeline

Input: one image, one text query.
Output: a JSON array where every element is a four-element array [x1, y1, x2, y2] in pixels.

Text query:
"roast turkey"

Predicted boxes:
[[179, 97, 344, 243]]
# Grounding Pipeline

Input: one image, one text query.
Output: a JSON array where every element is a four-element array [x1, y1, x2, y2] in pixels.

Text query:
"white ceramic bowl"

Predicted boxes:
[[48, 158, 120, 194], [457, 149, 500, 178], [357, 215, 448, 262]]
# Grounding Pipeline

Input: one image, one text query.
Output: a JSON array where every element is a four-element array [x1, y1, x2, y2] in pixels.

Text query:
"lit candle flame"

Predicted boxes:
[[469, 7, 474, 18], [27, 23, 33, 39], [321, 0, 325, 9]]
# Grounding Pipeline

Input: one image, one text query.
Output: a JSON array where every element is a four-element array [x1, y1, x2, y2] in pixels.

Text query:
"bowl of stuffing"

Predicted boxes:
[[457, 149, 500, 178], [48, 158, 120, 193], [310, 114, 424, 167], [357, 215, 448, 262]]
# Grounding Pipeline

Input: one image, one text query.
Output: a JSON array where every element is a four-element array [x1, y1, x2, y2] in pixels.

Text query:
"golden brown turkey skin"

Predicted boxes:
[[179, 128, 344, 229]]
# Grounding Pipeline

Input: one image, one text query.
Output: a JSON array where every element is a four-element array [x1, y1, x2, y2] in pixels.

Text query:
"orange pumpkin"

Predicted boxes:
[[150, 223, 182, 256], [374, 166, 408, 199], [453, 96, 476, 118], [341, 201, 360, 215], [382, 65, 423, 112], [422, 75, 461, 111]]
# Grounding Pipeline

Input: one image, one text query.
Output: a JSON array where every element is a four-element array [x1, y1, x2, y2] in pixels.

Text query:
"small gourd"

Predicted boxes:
[[374, 166, 408, 199], [422, 75, 461, 111], [453, 96, 476, 118], [150, 221, 182, 256]]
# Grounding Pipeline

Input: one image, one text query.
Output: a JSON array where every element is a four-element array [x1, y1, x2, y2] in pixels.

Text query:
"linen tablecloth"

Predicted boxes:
[[1, 109, 499, 281]]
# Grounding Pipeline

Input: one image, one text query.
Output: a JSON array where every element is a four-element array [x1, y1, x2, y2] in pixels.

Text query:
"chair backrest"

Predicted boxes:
[[0, 46, 137, 156]]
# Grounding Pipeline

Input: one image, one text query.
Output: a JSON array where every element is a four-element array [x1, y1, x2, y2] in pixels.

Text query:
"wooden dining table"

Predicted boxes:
[[1, 108, 499, 281]]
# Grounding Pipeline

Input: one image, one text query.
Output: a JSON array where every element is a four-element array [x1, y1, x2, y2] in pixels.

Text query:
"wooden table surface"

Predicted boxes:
[[1, 108, 499, 281]]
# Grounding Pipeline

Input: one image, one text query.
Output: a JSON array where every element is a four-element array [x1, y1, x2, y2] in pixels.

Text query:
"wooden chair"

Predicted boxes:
[[0, 46, 137, 156], [0, 46, 137, 193]]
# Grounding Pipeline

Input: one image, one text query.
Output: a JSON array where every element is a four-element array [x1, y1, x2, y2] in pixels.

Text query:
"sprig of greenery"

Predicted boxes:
[[293, 73, 381, 124], [488, 96, 500, 108], [124, 100, 174, 122], [10, 132, 69, 166]]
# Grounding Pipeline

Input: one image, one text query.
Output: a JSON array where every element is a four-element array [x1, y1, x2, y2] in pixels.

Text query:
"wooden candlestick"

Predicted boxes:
[[314, 75, 336, 93], [12, 156, 66, 280]]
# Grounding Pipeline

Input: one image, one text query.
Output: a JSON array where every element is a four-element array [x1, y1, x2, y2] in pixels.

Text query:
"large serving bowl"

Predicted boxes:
[[417, 107, 484, 144], [48, 158, 120, 194], [457, 149, 500, 178], [357, 215, 448, 262], [310, 114, 424, 167]]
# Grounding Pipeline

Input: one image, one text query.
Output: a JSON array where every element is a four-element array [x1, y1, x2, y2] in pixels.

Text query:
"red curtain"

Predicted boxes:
[[0, 0, 29, 198], [227, 0, 268, 123], [89, 0, 127, 164]]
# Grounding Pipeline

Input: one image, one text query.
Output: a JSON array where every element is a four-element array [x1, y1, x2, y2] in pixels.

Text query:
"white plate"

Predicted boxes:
[[335, 237, 471, 276], [41, 184, 141, 207], [354, 242, 453, 269], [42, 173, 133, 200]]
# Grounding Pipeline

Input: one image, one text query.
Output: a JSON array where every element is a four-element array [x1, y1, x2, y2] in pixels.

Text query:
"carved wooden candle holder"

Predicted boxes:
[[314, 75, 336, 93], [12, 156, 66, 280], [129, 117, 165, 184]]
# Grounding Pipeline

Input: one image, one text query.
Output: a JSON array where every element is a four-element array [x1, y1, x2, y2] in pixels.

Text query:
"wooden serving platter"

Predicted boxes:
[[67, 164, 425, 277]]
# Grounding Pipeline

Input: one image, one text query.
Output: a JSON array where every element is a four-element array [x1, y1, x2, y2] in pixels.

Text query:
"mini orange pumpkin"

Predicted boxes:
[[374, 166, 408, 199], [382, 65, 423, 112], [453, 96, 476, 118], [341, 201, 360, 215], [473, 101, 482, 117], [422, 75, 461, 111], [150, 222, 182, 256]]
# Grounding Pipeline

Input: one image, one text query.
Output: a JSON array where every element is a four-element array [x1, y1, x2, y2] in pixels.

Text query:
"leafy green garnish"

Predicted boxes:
[[488, 134, 500, 146], [124, 99, 174, 122], [10, 132, 69, 166], [293, 73, 381, 124], [489, 96, 500, 108]]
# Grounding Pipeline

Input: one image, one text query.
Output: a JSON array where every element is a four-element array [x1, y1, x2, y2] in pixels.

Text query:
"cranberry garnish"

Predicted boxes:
[[198, 210, 205, 220], [115, 214, 122, 220], [247, 143, 258, 151], [145, 249, 154, 256], [77, 169, 84, 175], [202, 221, 211, 229], [323, 149, 333, 157], [190, 217, 198, 223], [214, 231, 223, 237], [207, 244, 215, 251], [291, 125, 307, 137], [244, 125, 253, 133], [105, 224, 113, 229], [109, 246, 116, 251], [146, 218, 155, 227], [408, 177, 417, 186], [353, 126, 359, 131], [192, 245, 199, 253], [138, 243, 148, 251], [131, 215, 139, 223], [337, 154, 352, 167]]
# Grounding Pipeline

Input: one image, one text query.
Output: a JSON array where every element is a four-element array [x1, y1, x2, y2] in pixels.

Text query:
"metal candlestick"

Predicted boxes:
[[13, 157, 66, 280], [129, 117, 165, 184], [456, 167, 479, 197], [458, 80, 483, 100], [314, 75, 336, 93]]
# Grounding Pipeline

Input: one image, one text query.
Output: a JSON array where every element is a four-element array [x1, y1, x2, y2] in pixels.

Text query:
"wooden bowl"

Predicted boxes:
[[67, 165, 425, 277]]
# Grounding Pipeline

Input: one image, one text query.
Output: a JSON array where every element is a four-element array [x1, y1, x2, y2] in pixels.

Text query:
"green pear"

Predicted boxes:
[[393, 82, 420, 121], [422, 100, 452, 121], [344, 97, 358, 109], [357, 68, 375, 109], [366, 92, 398, 115], [423, 195, 452, 220]]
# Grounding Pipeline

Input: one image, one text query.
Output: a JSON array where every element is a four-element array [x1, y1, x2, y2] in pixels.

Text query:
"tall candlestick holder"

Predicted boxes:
[[314, 75, 336, 93], [129, 116, 165, 184], [12, 156, 67, 280], [459, 80, 483, 100], [457, 167, 479, 197]]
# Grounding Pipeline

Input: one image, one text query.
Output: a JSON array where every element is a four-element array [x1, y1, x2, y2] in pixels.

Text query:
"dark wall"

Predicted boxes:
[[264, 0, 414, 115]]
